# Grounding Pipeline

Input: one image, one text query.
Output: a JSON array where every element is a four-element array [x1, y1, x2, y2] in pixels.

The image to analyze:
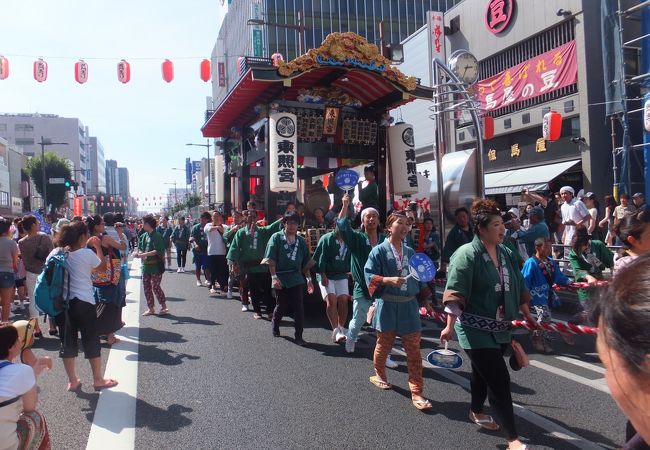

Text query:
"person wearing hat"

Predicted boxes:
[[511, 206, 550, 257], [632, 192, 647, 212], [262, 211, 314, 346], [559, 186, 590, 260]]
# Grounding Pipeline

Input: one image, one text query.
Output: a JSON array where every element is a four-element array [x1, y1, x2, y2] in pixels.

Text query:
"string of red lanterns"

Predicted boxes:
[[0, 55, 212, 83]]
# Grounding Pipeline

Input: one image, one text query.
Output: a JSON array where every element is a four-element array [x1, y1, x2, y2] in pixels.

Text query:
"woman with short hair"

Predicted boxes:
[[135, 215, 168, 316]]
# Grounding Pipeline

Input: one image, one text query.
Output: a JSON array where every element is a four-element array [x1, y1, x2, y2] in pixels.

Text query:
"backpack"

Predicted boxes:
[[34, 250, 70, 318]]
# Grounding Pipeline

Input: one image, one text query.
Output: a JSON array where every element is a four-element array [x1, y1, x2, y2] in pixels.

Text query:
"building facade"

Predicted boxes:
[[0, 114, 91, 195], [117, 167, 130, 200], [88, 137, 106, 195], [397, 0, 642, 208], [105, 159, 119, 196]]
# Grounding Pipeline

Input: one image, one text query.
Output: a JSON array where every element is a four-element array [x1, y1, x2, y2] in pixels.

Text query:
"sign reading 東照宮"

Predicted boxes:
[[476, 40, 577, 113]]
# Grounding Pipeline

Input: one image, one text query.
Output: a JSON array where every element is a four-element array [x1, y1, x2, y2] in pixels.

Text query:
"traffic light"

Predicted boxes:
[[64, 179, 71, 188]]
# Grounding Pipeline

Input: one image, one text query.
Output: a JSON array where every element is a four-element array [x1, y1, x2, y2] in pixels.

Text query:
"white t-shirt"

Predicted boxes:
[[47, 248, 101, 304], [561, 198, 589, 245], [0, 361, 35, 450], [204, 224, 226, 256]]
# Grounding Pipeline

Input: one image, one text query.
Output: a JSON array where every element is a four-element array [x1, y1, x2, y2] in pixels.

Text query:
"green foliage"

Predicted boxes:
[[26, 152, 72, 209]]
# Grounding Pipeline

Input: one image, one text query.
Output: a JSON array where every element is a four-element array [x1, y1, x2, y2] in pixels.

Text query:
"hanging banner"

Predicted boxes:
[[388, 123, 419, 196], [214, 153, 225, 203], [269, 112, 297, 193], [477, 40, 578, 113], [217, 62, 226, 86], [427, 11, 446, 65]]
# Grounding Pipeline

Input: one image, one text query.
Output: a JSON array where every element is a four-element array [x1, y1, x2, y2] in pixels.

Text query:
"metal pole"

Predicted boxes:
[[432, 63, 446, 243], [206, 139, 211, 209], [618, 0, 632, 194], [297, 10, 304, 55], [40, 136, 47, 214]]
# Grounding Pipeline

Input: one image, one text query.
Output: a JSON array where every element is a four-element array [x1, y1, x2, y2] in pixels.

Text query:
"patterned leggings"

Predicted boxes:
[[374, 331, 423, 395], [143, 273, 166, 309]]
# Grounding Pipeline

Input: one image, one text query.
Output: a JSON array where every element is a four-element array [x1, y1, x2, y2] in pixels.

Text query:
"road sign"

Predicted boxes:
[[48, 177, 65, 184]]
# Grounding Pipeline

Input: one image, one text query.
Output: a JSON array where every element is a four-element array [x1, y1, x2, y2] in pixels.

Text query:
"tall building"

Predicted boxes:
[[117, 167, 130, 200], [0, 114, 91, 195], [212, 0, 461, 107], [105, 159, 119, 195], [88, 137, 106, 195]]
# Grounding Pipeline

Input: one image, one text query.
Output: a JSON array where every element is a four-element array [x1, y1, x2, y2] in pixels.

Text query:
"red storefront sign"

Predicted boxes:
[[485, 0, 515, 34], [477, 40, 577, 113], [218, 62, 226, 87]]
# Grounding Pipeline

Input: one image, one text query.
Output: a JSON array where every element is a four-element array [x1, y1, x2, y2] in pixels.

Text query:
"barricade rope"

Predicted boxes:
[[427, 279, 609, 292], [419, 309, 598, 335]]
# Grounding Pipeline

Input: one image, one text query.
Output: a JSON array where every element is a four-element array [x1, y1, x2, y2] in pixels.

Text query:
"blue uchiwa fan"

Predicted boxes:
[[427, 341, 464, 370], [406, 253, 437, 282], [335, 169, 360, 193]]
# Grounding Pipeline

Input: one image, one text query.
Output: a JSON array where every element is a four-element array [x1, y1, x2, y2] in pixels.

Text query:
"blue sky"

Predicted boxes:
[[1, 0, 226, 210]]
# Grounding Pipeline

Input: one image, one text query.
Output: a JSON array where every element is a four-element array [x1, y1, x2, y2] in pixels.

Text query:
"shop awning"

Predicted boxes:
[[484, 160, 581, 195]]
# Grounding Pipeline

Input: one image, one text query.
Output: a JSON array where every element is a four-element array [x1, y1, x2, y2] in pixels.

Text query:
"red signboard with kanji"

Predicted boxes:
[[477, 40, 577, 113], [485, 0, 515, 34], [218, 62, 226, 87]]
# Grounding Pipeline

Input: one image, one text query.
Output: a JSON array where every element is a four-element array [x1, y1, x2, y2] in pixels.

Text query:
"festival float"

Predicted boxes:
[[202, 32, 435, 253]]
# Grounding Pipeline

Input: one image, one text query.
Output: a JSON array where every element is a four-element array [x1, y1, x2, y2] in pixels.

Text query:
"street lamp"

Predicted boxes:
[[247, 10, 308, 55], [39, 136, 68, 214], [186, 141, 212, 208]]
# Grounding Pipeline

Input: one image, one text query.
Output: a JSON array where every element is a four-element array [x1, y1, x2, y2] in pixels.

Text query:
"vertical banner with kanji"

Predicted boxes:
[[388, 123, 419, 196], [269, 112, 297, 193], [477, 40, 577, 112], [427, 11, 446, 65]]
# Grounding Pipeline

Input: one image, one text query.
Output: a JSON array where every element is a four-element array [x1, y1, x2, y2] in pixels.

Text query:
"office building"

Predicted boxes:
[[117, 167, 130, 200], [88, 137, 106, 195]]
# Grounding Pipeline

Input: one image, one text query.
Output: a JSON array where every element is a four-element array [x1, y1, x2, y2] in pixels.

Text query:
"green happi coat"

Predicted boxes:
[[568, 239, 614, 302], [313, 231, 351, 283], [336, 217, 386, 300], [139, 230, 166, 275], [262, 230, 312, 288], [226, 219, 283, 274], [444, 236, 528, 350]]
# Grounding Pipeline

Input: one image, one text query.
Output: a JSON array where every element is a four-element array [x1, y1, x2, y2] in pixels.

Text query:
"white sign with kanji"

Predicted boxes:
[[269, 112, 298, 193]]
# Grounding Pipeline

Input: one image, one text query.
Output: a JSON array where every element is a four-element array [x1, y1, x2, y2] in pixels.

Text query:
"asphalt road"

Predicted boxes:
[[18, 257, 627, 450]]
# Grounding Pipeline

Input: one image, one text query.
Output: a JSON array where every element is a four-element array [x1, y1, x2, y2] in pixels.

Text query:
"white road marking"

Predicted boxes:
[[391, 347, 606, 450], [529, 360, 610, 394], [554, 356, 606, 375], [86, 259, 141, 450]]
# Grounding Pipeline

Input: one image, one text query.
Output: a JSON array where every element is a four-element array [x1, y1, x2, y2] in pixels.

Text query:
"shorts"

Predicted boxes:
[[0, 271, 15, 289], [319, 277, 350, 299], [15, 278, 26, 288], [194, 253, 208, 270]]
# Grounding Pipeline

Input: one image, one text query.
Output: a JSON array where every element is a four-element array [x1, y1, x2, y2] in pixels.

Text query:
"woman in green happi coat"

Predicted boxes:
[[441, 199, 534, 450]]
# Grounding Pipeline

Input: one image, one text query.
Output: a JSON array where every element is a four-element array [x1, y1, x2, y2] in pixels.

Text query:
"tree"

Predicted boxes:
[[26, 153, 72, 210]]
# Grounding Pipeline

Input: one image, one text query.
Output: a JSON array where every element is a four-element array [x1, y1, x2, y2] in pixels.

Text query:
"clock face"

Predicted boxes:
[[450, 51, 479, 84]]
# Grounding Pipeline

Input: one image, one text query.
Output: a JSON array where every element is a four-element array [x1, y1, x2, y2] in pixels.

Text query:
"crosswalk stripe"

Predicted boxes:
[[529, 360, 609, 393], [554, 356, 606, 375], [86, 259, 141, 450]]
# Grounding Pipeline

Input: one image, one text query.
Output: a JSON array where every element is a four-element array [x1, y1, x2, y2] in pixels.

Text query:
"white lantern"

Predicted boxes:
[[644, 99, 650, 132], [214, 154, 225, 203], [388, 123, 419, 196], [269, 112, 297, 193]]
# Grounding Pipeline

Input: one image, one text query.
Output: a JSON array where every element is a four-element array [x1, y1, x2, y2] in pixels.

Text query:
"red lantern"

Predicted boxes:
[[33, 58, 48, 82], [481, 116, 494, 140], [0, 56, 9, 80], [200, 59, 211, 82], [542, 111, 562, 141], [74, 59, 88, 84], [271, 53, 284, 67], [162, 59, 174, 83], [117, 59, 131, 84]]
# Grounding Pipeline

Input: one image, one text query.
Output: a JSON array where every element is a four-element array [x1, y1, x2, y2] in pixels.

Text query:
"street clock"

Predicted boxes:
[[448, 50, 479, 85]]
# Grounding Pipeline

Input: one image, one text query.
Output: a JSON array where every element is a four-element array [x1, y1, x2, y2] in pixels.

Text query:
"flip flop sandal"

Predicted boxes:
[[469, 412, 500, 431], [412, 398, 433, 410], [142, 310, 154, 316], [67, 379, 82, 392], [158, 308, 170, 316], [369, 375, 392, 390], [94, 379, 119, 392]]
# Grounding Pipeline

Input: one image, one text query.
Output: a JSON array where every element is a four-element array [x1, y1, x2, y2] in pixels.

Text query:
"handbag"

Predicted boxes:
[[33, 235, 49, 262], [509, 340, 529, 371], [92, 247, 122, 286]]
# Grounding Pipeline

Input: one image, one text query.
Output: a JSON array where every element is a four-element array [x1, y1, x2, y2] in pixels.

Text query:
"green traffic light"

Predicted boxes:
[[64, 180, 71, 187]]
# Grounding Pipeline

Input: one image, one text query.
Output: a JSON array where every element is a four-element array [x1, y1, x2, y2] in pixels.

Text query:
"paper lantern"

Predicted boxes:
[[33, 58, 48, 82], [387, 123, 419, 196], [481, 116, 494, 140], [74, 59, 89, 84], [644, 98, 650, 132], [162, 59, 174, 82], [269, 112, 297, 193], [0, 56, 8, 80], [200, 59, 211, 82], [271, 53, 284, 67], [117, 59, 131, 83], [542, 111, 562, 141]]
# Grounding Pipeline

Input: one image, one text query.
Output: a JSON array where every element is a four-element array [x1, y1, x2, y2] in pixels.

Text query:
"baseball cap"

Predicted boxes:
[[632, 192, 644, 199]]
